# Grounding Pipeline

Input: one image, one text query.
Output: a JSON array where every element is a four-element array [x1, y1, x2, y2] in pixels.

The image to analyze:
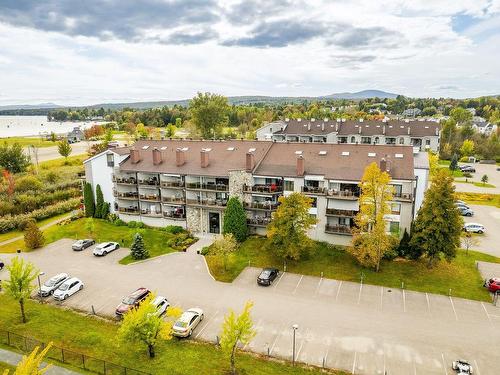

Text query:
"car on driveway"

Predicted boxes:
[[457, 206, 474, 216], [452, 359, 473, 374], [72, 239, 95, 251], [257, 268, 279, 286], [463, 223, 485, 234], [93, 242, 119, 256], [39, 273, 69, 297], [484, 277, 500, 293], [151, 296, 170, 316], [172, 308, 204, 338], [459, 165, 476, 173], [53, 277, 84, 301], [115, 288, 150, 317]]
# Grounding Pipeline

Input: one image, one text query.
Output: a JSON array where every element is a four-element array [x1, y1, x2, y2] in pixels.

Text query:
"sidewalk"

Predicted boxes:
[[0, 348, 81, 374]]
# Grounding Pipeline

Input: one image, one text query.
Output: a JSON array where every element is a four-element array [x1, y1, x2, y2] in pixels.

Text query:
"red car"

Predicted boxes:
[[484, 278, 500, 293], [115, 288, 150, 317]]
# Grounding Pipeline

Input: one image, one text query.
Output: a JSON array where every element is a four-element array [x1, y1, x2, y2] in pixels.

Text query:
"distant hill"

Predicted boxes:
[[323, 90, 398, 99], [0, 103, 61, 110]]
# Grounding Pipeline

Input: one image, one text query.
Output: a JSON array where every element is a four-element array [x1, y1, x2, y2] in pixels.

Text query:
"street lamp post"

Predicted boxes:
[[37, 272, 45, 300], [292, 324, 299, 366]]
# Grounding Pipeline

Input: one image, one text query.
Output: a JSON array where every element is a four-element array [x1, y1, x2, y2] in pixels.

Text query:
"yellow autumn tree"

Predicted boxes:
[[349, 162, 394, 272], [3, 343, 52, 374]]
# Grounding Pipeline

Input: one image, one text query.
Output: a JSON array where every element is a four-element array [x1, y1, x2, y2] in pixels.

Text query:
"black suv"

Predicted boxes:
[[257, 268, 279, 286]]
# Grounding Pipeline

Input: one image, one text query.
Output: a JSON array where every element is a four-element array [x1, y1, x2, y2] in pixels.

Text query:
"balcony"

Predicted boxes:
[[301, 186, 326, 195], [141, 209, 162, 217], [118, 207, 140, 215], [243, 184, 283, 194], [162, 196, 186, 204], [326, 190, 359, 200], [393, 192, 413, 202], [247, 217, 272, 227], [325, 224, 352, 235], [160, 181, 184, 189], [113, 176, 137, 185], [185, 182, 229, 192], [139, 194, 160, 202], [163, 211, 186, 220], [244, 201, 279, 211], [186, 198, 228, 208], [113, 191, 139, 200], [138, 178, 159, 187], [326, 208, 358, 217]]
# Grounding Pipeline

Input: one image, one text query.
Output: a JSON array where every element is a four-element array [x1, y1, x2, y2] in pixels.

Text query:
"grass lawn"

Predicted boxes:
[[0, 361, 15, 373], [0, 296, 343, 375], [454, 179, 496, 188], [0, 219, 188, 265], [455, 192, 500, 208], [0, 137, 58, 148], [205, 237, 498, 301]]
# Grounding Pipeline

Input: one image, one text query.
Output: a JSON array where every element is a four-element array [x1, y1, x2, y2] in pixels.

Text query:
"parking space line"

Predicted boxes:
[[426, 292, 431, 314], [296, 340, 304, 360], [481, 302, 492, 325], [403, 289, 406, 312], [474, 359, 481, 375], [269, 326, 284, 355], [352, 351, 357, 374], [380, 287, 383, 308], [195, 310, 219, 339], [243, 318, 261, 350], [315, 276, 323, 295], [382, 351, 386, 375], [273, 272, 285, 289], [441, 353, 447, 375], [357, 282, 363, 304], [335, 281, 343, 301], [449, 297, 459, 321], [292, 275, 304, 295]]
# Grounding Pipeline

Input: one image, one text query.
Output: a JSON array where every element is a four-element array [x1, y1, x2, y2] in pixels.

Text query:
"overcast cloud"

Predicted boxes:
[[0, 0, 499, 104]]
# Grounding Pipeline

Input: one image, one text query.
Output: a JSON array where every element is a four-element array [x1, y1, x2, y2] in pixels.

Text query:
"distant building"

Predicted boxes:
[[402, 108, 422, 118], [472, 117, 497, 135], [67, 127, 84, 143]]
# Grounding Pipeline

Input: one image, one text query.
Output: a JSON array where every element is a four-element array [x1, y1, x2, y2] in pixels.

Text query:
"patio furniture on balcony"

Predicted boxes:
[[118, 206, 140, 214], [326, 189, 359, 199], [160, 180, 184, 188], [324, 224, 352, 235], [325, 208, 358, 217], [185, 182, 229, 191], [139, 194, 160, 201], [162, 196, 185, 204], [301, 186, 326, 194], [186, 198, 228, 207], [113, 176, 137, 185], [393, 192, 413, 201], [138, 177, 159, 186], [247, 217, 272, 227], [243, 201, 279, 210], [243, 184, 283, 193]]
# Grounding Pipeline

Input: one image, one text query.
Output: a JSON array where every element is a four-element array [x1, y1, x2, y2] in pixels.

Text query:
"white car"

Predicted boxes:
[[172, 308, 204, 338], [93, 242, 120, 256], [463, 223, 485, 234], [151, 296, 170, 316], [39, 273, 69, 297], [53, 277, 84, 301]]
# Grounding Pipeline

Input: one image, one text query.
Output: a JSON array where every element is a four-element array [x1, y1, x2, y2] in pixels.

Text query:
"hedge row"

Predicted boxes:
[[0, 198, 81, 233], [0, 188, 81, 216]]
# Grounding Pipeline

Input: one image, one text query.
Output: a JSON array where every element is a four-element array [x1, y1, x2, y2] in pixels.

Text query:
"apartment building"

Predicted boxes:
[[256, 118, 441, 152], [84, 140, 429, 246]]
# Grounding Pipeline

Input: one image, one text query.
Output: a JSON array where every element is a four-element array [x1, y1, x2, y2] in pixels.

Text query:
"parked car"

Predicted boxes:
[[115, 288, 150, 317], [463, 223, 485, 234], [257, 268, 279, 286], [39, 273, 69, 297], [172, 308, 204, 338], [455, 202, 470, 209], [452, 359, 473, 374], [459, 165, 476, 173], [72, 239, 95, 251], [151, 296, 170, 316], [457, 206, 474, 216], [456, 200, 467, 205], [93, 242, 119, 256], [53, 277, 84, 301], [484, 277, 500, 293]]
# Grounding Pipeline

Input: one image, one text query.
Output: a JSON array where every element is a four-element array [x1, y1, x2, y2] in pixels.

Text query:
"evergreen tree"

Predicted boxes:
[[101, 202, 110, 219], [24, 221, 44, 250], [94, 184, 104, 218], [409, 169, 463, 267], [397, 228, 411, 257], [83, 182, 95, 217], [222, 197, 248, 242], [130, 233, 149, 260], [449, 153, 458, 171]]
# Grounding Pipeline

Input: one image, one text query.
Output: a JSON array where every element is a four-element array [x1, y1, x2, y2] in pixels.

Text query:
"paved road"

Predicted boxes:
[[2, 239, 500, 375], [24, 141, 95, 162], [455, 163, 500, 194], [0, 347, 79, 375], [463, 205, 500, 257]]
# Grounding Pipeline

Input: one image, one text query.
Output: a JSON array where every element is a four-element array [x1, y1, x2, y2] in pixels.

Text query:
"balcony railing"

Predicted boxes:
[[114, 191, 139, 200], [325, 224, 352, 235], [139, 194, 160, 202], [326, 208, 358, 217], [247, 217, 272, 227], [393, 192, 413, 201], [141, 209, 162, 217], [243, 184, 283, 194], [244, 201, 279, 210], [326, 190, 359, 200], [301, 186, 326, 195], [138, 179, 159, 186], [163, 211, 186, 220], [160, 181, 184, 188], [118, 207, 140, 215], [113, 176, 137, 185], [162, 196, 185, 204], [186, 198, 228, 207], [185, 182, 229, 191]]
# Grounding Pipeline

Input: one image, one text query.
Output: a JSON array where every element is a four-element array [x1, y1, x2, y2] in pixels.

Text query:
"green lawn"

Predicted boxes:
[[205, 237, 497, 301], [0, 361, 15, 373], [0, 137, 58, 148], [0, 296, 343, 375], [0, 219, 189, 265], [454, 180, 496, 188], [455, 192, 500, 207]]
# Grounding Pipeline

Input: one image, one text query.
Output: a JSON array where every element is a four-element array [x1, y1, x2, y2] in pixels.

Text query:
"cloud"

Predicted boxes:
[[329, 26, 405, 49], [224, 0, 295, 25]]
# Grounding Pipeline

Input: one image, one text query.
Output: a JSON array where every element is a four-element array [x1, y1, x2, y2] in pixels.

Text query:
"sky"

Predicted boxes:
[[0, 0, 499, 106]]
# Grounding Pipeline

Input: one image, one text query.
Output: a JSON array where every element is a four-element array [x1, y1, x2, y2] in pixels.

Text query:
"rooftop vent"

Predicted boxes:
[[395, 153, 404, 158], [160, 146, 167, 150], [285, 118, 290, 122], [319, 150, 327, 156], [248, 147, 256, 152], [400, 126, 405, 128], [359, 118, 364, 123], [311, 118, 316, 122], [376, 125, 380, 128], [142, 145, 149, 150], [227, 147, 235, 151], [425, 126, 429, 128], [297, 118, 302, 122], [365, 125, 369, 127], [324, 118, 328, 122], [341, 118, 346, 122], [181, 147, 189, 151], [405, 119, 410, 123], [336, 118, 341, 123], [341, 151, 350, 156], [368, 152, 376, 157], [295, 150, 303, 155]]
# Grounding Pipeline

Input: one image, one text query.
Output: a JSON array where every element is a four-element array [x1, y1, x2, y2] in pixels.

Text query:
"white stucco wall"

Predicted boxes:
[[413, 166, 429, 218]]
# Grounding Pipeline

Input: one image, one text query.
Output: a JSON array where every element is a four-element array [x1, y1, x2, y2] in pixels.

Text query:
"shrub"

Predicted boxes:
[[200, 246, 210, 256], [113, 218, 126, 226], [24, 220, 44, 249], [15, 176, 43, 192], [127, 221, 145, 228], [463, 172, 472, 178], [43, 171, 59, 184], [162, 225, 185, 234]]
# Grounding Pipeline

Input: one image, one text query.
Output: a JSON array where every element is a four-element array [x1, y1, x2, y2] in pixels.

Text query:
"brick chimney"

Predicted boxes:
[[296, 155, 304, 176], [176, 148, 185, 166], [200, 149, 210, 168], [152, 147, 162, 165], [130, 148, 140, 164], [380, 158, 388, 172], [246, 152, 255, 171], [407, 127, 411, 135]]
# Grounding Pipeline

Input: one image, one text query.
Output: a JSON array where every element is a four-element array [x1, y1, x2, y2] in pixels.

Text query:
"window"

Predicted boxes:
[[106, 153, 114, 167], [391, 203, 401, 214], [338, 137, 347, 144], [310, 197, 317, 208], [399, 138, 404, 145], [350, 136, 356, 143], [361, 137, 371, 144], [425, 139, 430, 146], [389, 221, 400, 235], [284, 180, 294, 191], [391, 184, 402, 197], [339, 217, 348, 226], [374, 137, 380, 144]]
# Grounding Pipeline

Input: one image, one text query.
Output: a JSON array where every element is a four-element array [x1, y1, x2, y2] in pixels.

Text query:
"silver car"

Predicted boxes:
[[38, 273, 69, 297], [53, 277, 84, 301], [463, 223, 485, 234], [151, 296, 170, 316], [172, 308, 204, 338], [93, 242, 120, 256], [72, 239, 95, 251]]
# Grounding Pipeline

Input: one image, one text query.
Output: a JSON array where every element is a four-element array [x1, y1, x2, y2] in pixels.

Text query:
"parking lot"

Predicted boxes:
[[463, 204, 500, 256], [2, 239, 500, 375], [455, 163, 500, 194]]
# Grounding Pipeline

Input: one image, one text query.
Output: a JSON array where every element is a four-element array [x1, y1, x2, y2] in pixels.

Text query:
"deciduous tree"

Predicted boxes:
[[1, 257, 39, 323], [0, 142, 31, 173], [2, 343, 53, 375], [349, 162, 394, 272], [460, 140, 474, 157], [57, 140, 72, 161], [461, 232, 479, 255], [211, 233, 237, 270], [409, 169, 463, 267], [24, 221, 44, 249], [189, 92, 229, 138], [481, 174, 489, 185], [222, 197, 248, 242], [220, 301, 257, 375], [266, 193, 317, 260]]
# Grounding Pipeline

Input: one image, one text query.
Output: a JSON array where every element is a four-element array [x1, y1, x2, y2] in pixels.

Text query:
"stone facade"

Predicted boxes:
[[229, 170, 252, 200], [186, 207, 202, 233]]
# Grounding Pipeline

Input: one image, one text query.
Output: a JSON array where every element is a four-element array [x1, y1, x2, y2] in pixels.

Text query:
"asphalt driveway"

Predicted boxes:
[[463, 204, 500, 257], [2, 239, 500, 375], [455, 163, 500, 194]]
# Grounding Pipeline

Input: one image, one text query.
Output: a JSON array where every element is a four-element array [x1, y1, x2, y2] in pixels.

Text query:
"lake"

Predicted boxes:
[[0, 115, 104, 138]]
